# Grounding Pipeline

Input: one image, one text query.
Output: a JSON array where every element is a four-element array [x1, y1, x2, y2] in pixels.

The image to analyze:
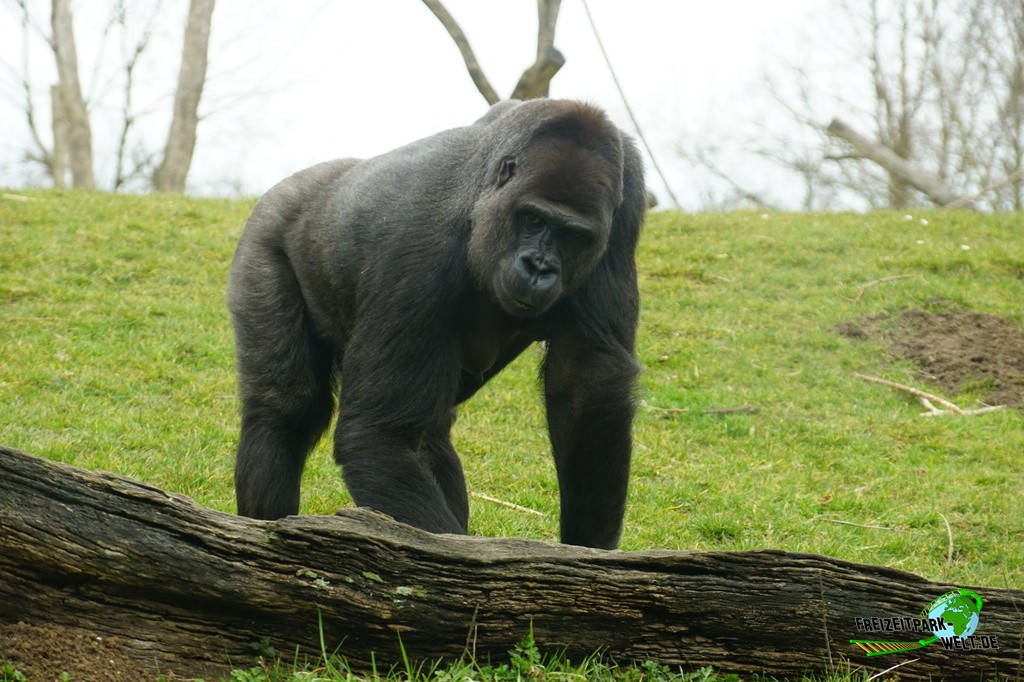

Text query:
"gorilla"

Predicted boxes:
[[229, 99, 645, 549]]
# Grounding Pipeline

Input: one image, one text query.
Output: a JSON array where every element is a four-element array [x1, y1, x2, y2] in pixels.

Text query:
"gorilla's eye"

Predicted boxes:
[[521, 212, 546, 231]]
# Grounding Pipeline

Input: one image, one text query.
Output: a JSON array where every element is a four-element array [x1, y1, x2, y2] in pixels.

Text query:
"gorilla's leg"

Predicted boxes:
[[231, 253, 335, 520], [333, 420, 466, 535], [545, 343, 637, 549], [420, 414, 469, 532]]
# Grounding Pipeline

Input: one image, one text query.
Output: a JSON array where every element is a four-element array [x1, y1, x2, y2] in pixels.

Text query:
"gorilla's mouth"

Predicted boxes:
[[501, 293, 546, 318], [496, 270, 559, 318], [511, 297, 539, 313]]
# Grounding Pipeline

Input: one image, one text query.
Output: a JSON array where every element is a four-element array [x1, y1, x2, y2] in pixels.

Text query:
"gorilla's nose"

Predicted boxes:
[[515, 253, 560, 291]]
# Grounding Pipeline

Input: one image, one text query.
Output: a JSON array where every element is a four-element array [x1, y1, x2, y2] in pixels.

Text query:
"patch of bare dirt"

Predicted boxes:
[[0, 622, 157, 682], [836, 306, 1024, 409]]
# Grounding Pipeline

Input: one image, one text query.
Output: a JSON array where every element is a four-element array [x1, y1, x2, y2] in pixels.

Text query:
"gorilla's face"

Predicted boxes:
[[493, 203, 601, 317], [475, 134, 622, 319]]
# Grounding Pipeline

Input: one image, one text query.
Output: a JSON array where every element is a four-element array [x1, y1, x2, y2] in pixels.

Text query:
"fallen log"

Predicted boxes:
[[0, 445, 1020, 680]]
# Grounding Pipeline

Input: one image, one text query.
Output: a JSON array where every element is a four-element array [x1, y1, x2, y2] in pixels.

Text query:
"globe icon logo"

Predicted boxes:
[[851, 588, 990, 657], [927, 591, 981, 641]]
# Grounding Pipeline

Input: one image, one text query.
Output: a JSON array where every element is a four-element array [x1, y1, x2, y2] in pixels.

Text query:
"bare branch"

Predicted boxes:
[[113, 0, 161, 191], [944, 168, 1024, 209], [14, 0, 53, 179], [419, 0, 500, 105], [854, 372, 964, 414], [827, 118, 966, 206]]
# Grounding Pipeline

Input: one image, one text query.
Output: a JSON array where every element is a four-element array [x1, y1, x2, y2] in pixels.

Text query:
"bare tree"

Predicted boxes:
[[6, 0, 217, 193], [153, 0, 216, 192], [825, 0, 1024, 209], [680, 0, 1024, 211], [983, 0, 1024, 209], [110, 0, 161, 192], [421, 0, 564, 104], [50, 0, 95, 189]]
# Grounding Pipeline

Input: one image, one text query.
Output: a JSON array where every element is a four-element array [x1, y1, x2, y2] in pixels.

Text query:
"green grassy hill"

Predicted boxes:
[[2, 191, 1022, 598]]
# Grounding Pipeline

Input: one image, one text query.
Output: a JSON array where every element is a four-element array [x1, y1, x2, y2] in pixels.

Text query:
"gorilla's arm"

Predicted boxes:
[[542, 140, 645, 549]]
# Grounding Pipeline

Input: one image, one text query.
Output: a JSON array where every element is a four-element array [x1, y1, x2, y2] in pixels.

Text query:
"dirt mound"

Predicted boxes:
[[0, 622, 156, 681], [836, 307, 1024, 409]]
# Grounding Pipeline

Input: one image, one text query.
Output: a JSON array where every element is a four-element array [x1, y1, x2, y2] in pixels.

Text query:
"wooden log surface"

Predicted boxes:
[[0, 445, 1021, 680]]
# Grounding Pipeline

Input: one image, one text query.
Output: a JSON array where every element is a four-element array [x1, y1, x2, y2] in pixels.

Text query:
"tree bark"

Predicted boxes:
[[153, 0, 216, 193], [50, 0, 95, 189], [826, 118, 968, 207], [0, 445, 1020, 681]]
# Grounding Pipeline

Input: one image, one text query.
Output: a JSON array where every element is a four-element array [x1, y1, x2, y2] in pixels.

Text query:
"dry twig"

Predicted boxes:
[[469, 491, 545, 516], [849, 274, 913, 302], [919, 400, 1007, 417], [815, 517, 906, 532], [643, 402, 760, 416], [939, 513, 954, 582], [856, 373, 1009, 416], [854, 373, 964, 414], [944, 168, 1024, 210], [866, 657, 920, 681]]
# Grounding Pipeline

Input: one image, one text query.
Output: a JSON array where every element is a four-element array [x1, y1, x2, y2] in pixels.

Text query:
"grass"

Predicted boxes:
[[1, 191, 1022, 680]]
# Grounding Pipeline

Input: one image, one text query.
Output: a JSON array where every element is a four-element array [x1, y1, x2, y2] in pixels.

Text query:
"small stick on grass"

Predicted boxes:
[[643, 402, 760, 416], [921, 404, 1007, 417], [939, 513, 954, 582], [866, 658, 920, 681], [470, 491, 546, 516], [849, 274, 913, 302], [817, 517, 906, 532], [854, 373, 965, 415]]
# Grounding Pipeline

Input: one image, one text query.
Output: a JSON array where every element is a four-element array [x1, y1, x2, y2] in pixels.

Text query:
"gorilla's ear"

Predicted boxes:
[[497, 156, 517, 187]]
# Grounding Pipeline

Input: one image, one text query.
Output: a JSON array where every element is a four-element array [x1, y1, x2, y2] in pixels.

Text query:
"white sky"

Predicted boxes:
[[0, 1, 822, 207]]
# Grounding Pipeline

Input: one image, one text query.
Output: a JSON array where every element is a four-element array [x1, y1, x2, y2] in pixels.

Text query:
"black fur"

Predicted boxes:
[[229, 99, 645, 549]]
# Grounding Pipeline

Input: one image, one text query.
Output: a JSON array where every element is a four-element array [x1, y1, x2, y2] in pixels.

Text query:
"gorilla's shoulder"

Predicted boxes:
[[264, 159, 360, 201], [473, 100, 522, 125]]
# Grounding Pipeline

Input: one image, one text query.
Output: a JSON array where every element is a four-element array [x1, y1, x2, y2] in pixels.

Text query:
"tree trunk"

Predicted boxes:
[[153, 0, 216, 193], [826, 119, 968, 207], [50, 84, 69, 189], [510, 0, 565, 100], [50, 0, 95, 189], [0, 445, 1020, 681], [422, 0, 564, 104]]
